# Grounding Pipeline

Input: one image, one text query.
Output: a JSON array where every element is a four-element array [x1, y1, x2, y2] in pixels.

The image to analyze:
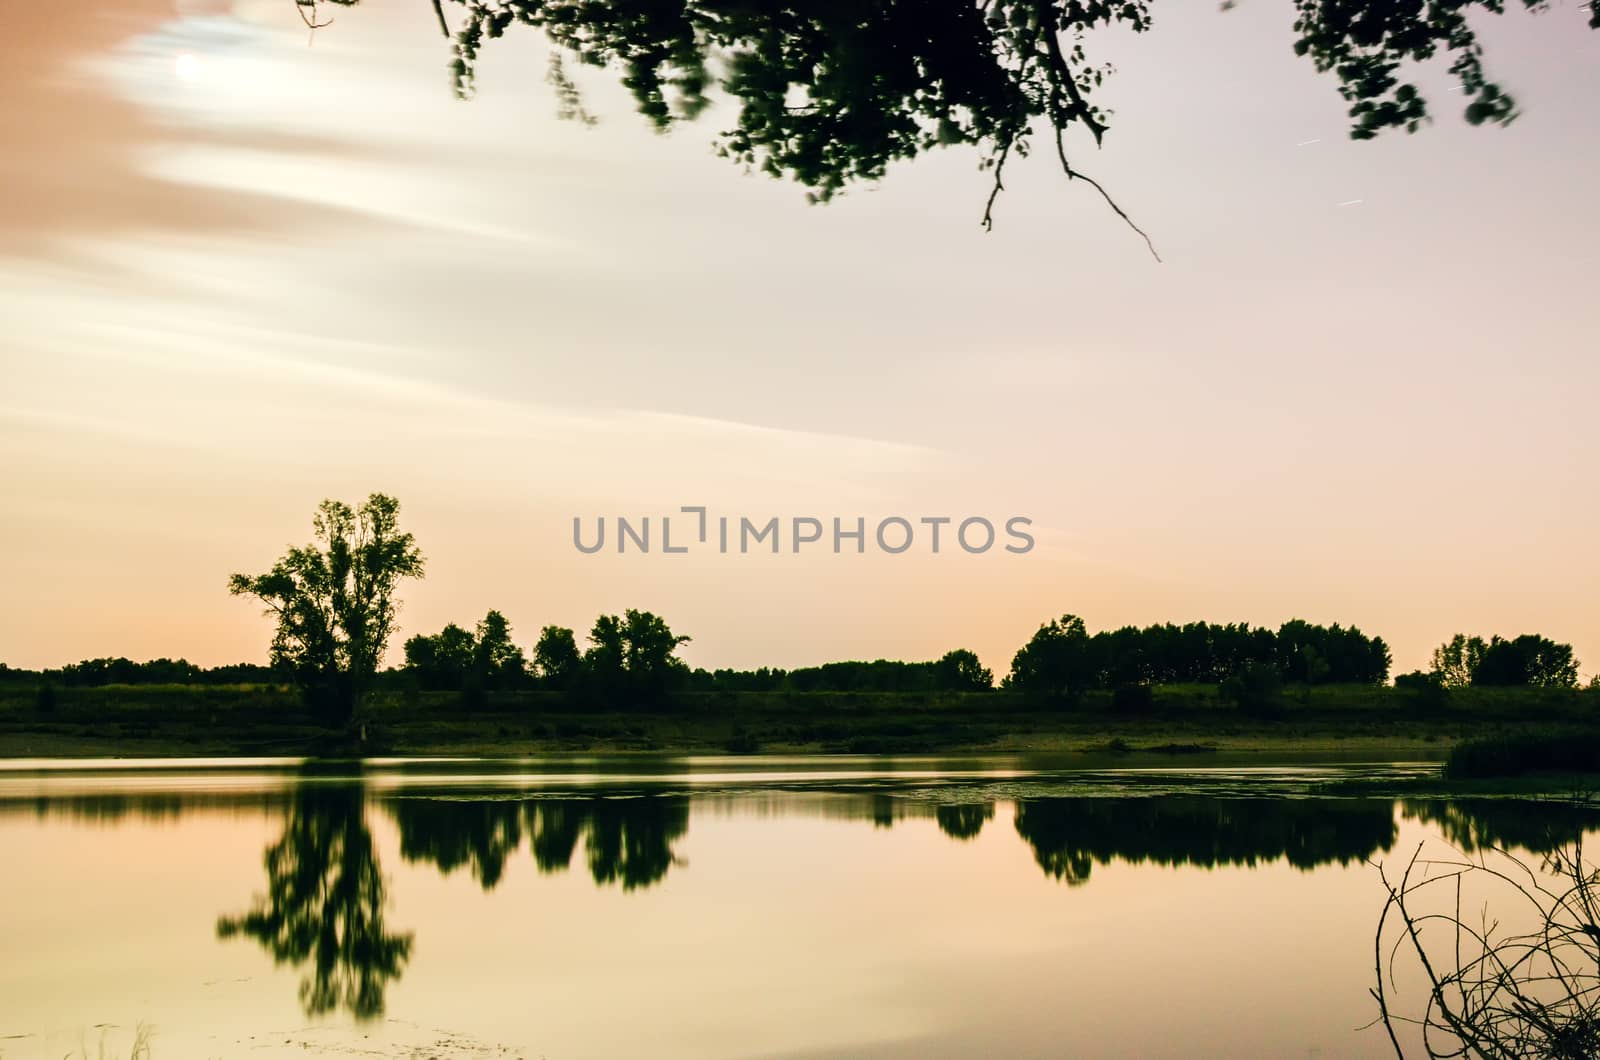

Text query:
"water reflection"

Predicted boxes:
[[1401, 798, 1600, 854], [5, 763, 1591, 1031], [1014, 797, 1398, 885], [216, 781, 412, 1020], [389, 797, 524, 889], [389, 796, 690, 891], [935, 802, 995, 841]]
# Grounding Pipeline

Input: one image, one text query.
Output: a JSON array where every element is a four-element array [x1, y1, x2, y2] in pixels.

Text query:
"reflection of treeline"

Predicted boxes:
[[171, 777, 1599, 1026], [0, 789, 295, 822], [388, 795, 690, 892], [1013, 797, 1398, 885], [1402, 798, 1600, 854]]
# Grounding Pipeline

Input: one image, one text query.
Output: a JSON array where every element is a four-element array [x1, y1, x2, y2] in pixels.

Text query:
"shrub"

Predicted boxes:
[[1445, 730, 1600, 779], [1395, 669, 1450, 712], [724, 726, 760, 754], [1111, 682, 1155, 713], [1219, 663, 1284, 718]]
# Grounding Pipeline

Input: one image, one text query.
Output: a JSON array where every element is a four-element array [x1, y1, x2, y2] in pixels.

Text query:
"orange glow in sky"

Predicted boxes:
[[2, 0, 1596, 677]]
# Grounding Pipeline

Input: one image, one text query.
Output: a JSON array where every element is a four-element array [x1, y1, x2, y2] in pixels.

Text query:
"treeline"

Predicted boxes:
[[11, 619, 1586, 710], [686, 651, 994, 694], [1003, 616, 1393, 700], [0, 658, 277, 687], [1422, 633, 1579, 689], [181, 494, 1592, 727], [400, 610, 994, 698]]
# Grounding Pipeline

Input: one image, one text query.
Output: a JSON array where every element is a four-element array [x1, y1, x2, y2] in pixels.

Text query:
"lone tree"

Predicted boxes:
[[230, 494, 425, 724]]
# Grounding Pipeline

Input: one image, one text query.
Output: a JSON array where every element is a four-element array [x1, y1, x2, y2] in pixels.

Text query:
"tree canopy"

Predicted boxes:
[[1430, 631, 1579, 689], [303, 0, 1594, 241], [580, 608, 694, 704], [1005, 614, 1392, 700], [404, 610, 529, 693]]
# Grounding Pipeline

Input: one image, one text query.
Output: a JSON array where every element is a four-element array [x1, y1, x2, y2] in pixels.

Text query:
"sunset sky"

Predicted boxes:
[[3, 0, 1596, 678]]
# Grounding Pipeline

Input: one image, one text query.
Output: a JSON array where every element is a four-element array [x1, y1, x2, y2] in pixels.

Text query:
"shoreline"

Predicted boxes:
[[4, 683, 1594, 761]]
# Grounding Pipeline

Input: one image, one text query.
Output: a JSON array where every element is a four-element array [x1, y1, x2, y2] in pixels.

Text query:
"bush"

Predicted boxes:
[[1395, 669, 1450, 712], [35, 682, 57, 714], [1111, 682, 1155, 713], [1445, 731, 1600, 779], [724, 726, 760, 754], [1219, 663, 1284, 718]]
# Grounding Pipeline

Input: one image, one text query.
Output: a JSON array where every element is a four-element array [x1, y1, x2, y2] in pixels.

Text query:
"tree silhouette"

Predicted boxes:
[[934, 649, 994, 692], [229, 494, 423, 724], [581, 609, 692, 706], [307, 0, 1592, 244], [403, 621, 476, 691], [532, 625, 583, 690], [1006, 613, 1095, 702], [403, 609, 530, 694], [1429, 631, 1580, 688]]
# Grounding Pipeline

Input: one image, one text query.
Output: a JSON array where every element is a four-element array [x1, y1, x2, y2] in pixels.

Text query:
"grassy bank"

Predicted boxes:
[[1, 682, 1596, 758]]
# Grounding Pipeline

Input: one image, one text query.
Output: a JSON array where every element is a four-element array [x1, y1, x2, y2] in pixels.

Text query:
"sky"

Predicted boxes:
[[2, 0, 1597, 678]]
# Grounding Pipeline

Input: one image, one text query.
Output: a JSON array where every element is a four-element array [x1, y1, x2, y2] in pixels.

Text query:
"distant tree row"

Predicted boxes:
[[404, 608, 691, 706], [400, 612, 996, 698], [402, 611, 527, 694], [0, 658, 277, 687], [7, 492, 1567, 729], [683, 651, 994, 694], [1003, 615, 1393, 701]]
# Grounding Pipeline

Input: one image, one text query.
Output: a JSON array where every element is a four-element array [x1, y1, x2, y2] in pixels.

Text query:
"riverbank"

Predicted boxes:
[[1, 682, 1594, 758]]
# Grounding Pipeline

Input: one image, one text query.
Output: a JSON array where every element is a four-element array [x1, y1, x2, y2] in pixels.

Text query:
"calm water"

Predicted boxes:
[[2, 755, 1590, 1059]]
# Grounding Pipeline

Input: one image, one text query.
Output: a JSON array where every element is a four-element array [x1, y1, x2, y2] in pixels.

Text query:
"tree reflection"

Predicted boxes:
[[391, 797, 524, 889], [388, 795, 689, 892], [217, 780, 412, 1020], [583, 798, 690, 890], [1013, 796, 1397, 886], [1402, 798, 1600, 855], [529, 800, 589, 872], [936, 802, 995, 841]]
